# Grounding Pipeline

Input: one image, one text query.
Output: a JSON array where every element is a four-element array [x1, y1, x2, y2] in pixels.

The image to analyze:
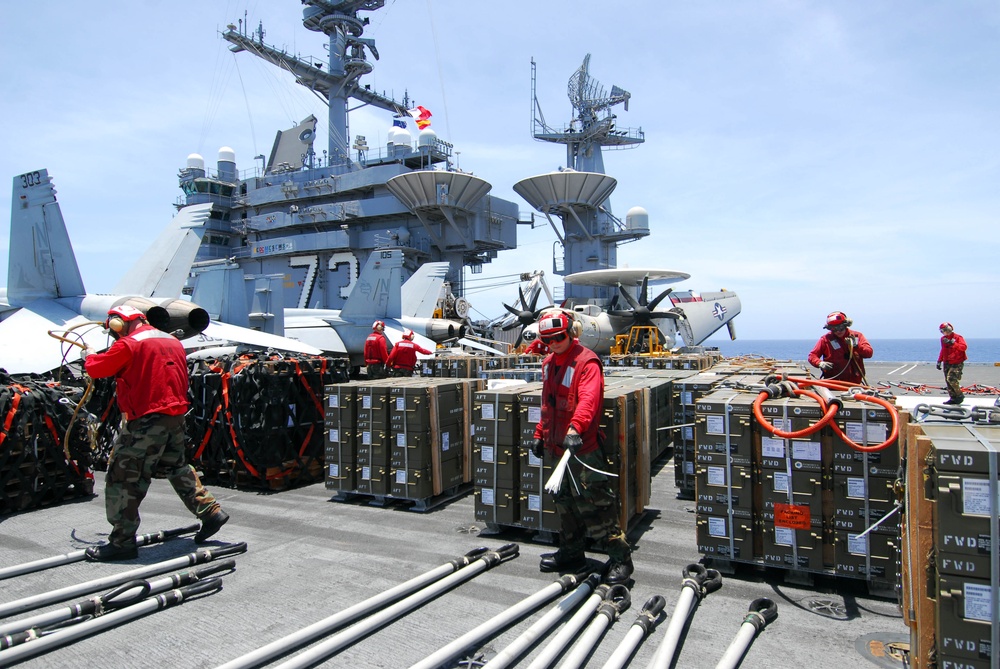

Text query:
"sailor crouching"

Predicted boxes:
[[386, 328, 432, 377]]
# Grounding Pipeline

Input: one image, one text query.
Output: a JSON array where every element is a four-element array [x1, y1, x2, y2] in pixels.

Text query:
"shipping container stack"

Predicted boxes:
[[902, 422, 999, 669], [693, 389, 903, 592], [673, 372, 728, 499]]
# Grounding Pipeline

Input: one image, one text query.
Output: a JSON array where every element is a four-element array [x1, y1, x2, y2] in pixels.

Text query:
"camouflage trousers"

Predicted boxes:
[[105, 413, 219, 548], [367, 362, 388, 379], [943, 363, 965, 402], [553, 450, 631, 562], [390, 367, 414, 377]]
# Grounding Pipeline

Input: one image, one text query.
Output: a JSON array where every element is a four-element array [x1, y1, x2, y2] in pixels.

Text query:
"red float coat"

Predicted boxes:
[[533, 340, 604, 457], [364, 332, 390, 364], [84, 324, 189, 421], [938, 332, 968, 365], [807, 329, 873, 385], [524, 339, 550, 356], [386, 339, 432, 371]]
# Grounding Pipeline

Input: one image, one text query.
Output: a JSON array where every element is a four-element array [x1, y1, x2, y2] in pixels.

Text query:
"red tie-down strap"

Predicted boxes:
[[219, 360, 261, 479], [0, 386, 26, 448]]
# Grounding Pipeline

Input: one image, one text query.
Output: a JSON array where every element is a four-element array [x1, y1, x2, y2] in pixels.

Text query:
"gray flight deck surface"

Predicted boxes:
[[2, 361, 997, 669]]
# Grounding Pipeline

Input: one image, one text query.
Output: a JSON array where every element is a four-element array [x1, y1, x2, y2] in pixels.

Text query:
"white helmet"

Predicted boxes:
[[403, 329, 415, 340], [372, 320, 385, 331]]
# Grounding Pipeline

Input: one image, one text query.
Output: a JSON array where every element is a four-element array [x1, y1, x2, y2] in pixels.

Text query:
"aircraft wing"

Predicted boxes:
[[670, 290, 742, 346], [184, 321, 323, 356], [0, 304, 109, 374], [113, 204, 213, 298], [283, 315, 349, 355]]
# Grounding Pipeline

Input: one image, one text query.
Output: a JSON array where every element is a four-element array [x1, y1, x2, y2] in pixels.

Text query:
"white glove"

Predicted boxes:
[[818, 361, 833, 371], [81, 347, 95, 360]]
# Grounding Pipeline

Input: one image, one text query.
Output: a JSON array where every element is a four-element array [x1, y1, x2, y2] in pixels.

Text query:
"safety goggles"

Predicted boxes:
[[830, 325, 847, 332], [540, 331, 568, 345]]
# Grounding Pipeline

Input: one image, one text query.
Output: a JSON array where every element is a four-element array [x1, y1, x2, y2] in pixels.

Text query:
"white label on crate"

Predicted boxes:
[[482, 445, 496, 463], [329, 464, 339, 477], [528, 406, 541, 423], [772, 418, 791, 432], [361, 466, 371, 480], [362, 394, 371, 409], [847, 477, 866, 499], [329, 429, 339, 443], [964, 582, 992, 622], [681, 391, 693, 405], [362, 431, 372, 446], [528, 451, 542, 467], [442, 432, 451, 452], [847, 533, 867, 554], [481, 488, 495, 505], [774, 527, 794, 546], [773, 472, 790, 493], [962, 478, 992, 516], [397, 432, 406, 447], [684, 426, 694, 441], [707, 466, 726, 486], [396, 397, 405, 411], [866, 423, 887, 443], [791, 441, 821, 461], [328, 395, 339, 408], [481, 403, 495, 420], [396, 469, 407, 484], [684, 461, 694, 475], [528, 494, 541, 512], [762, 437, 785, 458], [705, 415, 725, 435], [845, 421, 888, 444], [708, 516, 728, 538]]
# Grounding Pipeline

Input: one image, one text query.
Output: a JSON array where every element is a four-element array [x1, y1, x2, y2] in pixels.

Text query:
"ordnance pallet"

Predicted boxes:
[[329, 481, 472, 512]]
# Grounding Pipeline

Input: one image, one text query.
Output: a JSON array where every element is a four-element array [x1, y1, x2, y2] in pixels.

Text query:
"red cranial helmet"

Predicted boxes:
[[403, 329, 415, 340], [537, 310, 574, 343], [105, 305, 145, 333], [939, 322, 953, 332], [372, 320, 385, 331], [825, 311, 852, 330]]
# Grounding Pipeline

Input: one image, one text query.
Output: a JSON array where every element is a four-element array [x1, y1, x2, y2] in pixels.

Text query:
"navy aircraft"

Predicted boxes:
[[1, 169, 322, 375], [506, 268, 741, 355]]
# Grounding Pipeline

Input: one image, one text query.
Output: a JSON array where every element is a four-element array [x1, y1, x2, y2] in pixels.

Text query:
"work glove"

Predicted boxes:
[[531, 438, 544, 459], [818, 361, 833, 371], [936, 362, 942, 370], [81, 347, 95, 360], [563, 432, 583, 454], [942, 338, 953, 345], [847, 336, 858, 348]]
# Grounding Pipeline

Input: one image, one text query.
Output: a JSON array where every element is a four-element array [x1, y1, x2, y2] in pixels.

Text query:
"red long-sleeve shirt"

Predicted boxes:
[[533, 341, 603, 456], [938, 332, 968, 365], [84, 324, 188, 420], [364, 332, 390, 364], [386, 339, 432, 371], [807, 329, 873, 385]]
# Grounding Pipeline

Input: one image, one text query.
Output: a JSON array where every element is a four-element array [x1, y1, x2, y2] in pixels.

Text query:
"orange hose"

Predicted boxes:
[[828, 393, 899, 453], [752, 388, 839, 439]]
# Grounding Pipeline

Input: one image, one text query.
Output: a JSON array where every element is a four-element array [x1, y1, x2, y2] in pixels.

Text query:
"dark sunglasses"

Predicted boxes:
[[540, 332, 568, 345], [830, 325, 847, 332]]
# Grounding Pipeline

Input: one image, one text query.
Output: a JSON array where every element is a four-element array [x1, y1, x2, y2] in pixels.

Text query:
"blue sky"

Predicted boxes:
[[2, 1, 998, 340]]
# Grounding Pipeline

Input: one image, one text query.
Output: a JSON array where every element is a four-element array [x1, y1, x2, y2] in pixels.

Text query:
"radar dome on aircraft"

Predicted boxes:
[[417, 128, 438, 147], [186, 154, 206, 171], [626, 206, 649, 232]]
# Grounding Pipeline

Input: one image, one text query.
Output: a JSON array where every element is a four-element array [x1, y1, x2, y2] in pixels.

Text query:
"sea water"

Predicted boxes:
[[708, 339, 1000, 364]]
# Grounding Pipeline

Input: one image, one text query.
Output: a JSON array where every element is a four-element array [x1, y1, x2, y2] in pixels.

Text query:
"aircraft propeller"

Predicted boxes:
[[501, 284, 550, 347], [608, 275, 679, 327]]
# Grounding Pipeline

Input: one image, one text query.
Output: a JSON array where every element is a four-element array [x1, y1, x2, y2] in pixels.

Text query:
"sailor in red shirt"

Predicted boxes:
[[807, 311, 873, 385], [936, 322, 968, 404], [82, 305, 228, 561], [386, 329, 432, 377], [530, 309, 633, 585], [364, 320, 391, 379]]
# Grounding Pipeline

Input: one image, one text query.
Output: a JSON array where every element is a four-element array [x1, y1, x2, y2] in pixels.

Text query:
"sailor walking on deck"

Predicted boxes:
[[82, 305, 229, 561], [937, 322, 967, 404], [364, 320, 391, 379], [386, 329, 432, 377], [808, 311, 873, 385]]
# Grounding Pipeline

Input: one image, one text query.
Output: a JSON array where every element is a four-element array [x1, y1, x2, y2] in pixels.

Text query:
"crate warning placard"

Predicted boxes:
[[774, 503, 812, 530]]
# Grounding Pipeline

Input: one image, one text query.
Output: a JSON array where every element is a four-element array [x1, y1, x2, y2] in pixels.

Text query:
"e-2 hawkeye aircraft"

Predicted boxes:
[[1, 169, 321, 375], [504, 268, 740, 355]]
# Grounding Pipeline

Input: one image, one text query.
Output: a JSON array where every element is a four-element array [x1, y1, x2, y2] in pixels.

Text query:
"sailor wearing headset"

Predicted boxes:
[[807, 311, 874, 385]]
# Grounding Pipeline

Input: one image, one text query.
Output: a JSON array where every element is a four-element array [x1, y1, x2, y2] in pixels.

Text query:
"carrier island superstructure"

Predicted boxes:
[[176, 0, 520, 330]]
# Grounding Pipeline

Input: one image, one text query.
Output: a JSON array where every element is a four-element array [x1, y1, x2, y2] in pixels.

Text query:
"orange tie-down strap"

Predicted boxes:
[[0, 384, 33, 449], [218, 360, 262, 480], [262, 357, 328, 481]]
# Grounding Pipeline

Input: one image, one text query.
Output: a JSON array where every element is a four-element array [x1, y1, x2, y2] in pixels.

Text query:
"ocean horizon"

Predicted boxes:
[[706, 338, 1000, 364]]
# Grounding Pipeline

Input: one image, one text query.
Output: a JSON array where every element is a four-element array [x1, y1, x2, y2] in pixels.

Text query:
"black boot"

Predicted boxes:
[[539, 550, 586, 573], [194, 509, 230, 544], [604, 556, 634, 585], [85, 543, 138, 562]]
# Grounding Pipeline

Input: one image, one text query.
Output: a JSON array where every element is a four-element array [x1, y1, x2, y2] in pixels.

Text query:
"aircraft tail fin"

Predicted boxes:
[[113, 203, 212, 297], [669, 290, 742, 346], [8, 169, 85, 304], [339, 249, 404, 321], [401, 262, 448, 318]]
